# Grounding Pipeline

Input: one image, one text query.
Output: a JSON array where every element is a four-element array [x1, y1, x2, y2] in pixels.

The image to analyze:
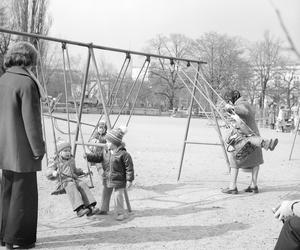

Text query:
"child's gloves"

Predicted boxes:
[[225, 103, 234, 113], [126, 181, 132, 189], [52, 170, 58, 178]]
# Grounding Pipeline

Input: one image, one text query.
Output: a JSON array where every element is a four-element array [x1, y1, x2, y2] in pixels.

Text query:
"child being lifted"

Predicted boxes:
[[223, 90, 279, 162], [46, 139, 99, 217], [85, 126, 134, 221]]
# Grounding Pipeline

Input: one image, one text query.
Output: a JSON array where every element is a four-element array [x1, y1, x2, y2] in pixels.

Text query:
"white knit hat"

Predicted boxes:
[[56, 139, 71, 153]]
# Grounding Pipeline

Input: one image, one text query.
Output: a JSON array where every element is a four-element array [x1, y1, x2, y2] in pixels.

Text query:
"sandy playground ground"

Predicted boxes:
[[1, 114, 300, 250]]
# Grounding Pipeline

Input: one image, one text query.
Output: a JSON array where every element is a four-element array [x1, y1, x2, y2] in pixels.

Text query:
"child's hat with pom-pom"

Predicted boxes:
[[105, 126, 127, 146], [56, 138, 71, 153]]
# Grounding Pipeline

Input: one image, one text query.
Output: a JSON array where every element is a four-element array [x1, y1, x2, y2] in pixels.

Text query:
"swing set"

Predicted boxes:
[[2, 27, 287, 204]]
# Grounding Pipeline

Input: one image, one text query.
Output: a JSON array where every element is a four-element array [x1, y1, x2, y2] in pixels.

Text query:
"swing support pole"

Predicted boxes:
[[177, 64, 200, 181], [202, 78, 230, 173], [289, 105, 300, 160], [72, 49, 91, 156], [89, 47, 112, 129]]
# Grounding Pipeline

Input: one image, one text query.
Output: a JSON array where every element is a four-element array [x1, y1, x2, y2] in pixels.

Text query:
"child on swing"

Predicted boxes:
[[223, 90, 279, 161], [85, 127, 134, 221], [46, 139, 99, 217]]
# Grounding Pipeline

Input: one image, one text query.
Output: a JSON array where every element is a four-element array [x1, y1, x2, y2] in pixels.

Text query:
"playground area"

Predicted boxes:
[[32, 114, 300, 250]]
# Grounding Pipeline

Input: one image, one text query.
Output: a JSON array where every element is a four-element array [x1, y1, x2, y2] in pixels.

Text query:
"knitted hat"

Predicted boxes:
[[105, 127, 127, 146], [56, 139, 71, 153], [98, 121, 107, 129]]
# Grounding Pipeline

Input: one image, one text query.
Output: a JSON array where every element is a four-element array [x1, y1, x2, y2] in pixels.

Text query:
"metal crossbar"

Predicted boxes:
[[0, 27, 206, 65]]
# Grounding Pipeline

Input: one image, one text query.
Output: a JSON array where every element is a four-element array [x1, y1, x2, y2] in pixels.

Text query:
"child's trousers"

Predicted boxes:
[[100, 184, 113, 212], [114, 188, 125, 215], [64, 181, 96, 211], [246, 136, 263, 148]]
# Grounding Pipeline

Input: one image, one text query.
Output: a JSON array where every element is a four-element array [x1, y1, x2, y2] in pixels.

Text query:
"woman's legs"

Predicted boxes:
[[1, 171, 38, 246], [229, 168, 239, 189], [250, 165, 260, 188], [222, 167, 239, 194]]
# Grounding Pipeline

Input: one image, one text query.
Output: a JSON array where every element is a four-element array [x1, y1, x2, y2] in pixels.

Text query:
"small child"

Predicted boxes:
[[46, 139, 99, 217], [85, 127, 134, 221], [88, 121, 107, 169]]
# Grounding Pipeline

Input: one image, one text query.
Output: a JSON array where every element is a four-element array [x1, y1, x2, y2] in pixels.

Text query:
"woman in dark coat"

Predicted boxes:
[[0, 42, 45, 249], [222, 90, 264, 194]]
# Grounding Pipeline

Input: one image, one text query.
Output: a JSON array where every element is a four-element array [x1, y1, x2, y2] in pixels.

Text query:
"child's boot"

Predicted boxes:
[[76, 206, 90, 217], [269, 138, 279, 151], [261, 139, 271, 150], [116, 213, 129, 221], [96, 210, 108, 215], [87, 206, 100, 217], [261, 138, 278, 151]]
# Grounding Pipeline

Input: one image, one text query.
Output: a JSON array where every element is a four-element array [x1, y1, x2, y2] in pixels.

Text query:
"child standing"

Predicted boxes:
[[85, 127, 134, 221], [88, 121, 107, 169], [46, 139, 99, 217]]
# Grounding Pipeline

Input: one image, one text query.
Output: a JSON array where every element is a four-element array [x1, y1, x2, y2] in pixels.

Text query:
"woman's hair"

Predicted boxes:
[[223, 89, 241, 104], [4, 41, 38, 68]]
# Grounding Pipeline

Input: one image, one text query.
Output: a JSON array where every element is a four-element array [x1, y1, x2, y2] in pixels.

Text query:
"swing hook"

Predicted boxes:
[[187, 61, 191, 67], [126, 52, 131, 60], [170, 59, 175, 66], [146, 55, 151, 62], [61, 42, 67, 50]]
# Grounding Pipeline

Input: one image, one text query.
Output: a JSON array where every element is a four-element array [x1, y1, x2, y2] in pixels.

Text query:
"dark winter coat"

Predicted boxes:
[[86, 146, 134, 189], [0, 66, 45, 172], [229, 97, 264, 169]]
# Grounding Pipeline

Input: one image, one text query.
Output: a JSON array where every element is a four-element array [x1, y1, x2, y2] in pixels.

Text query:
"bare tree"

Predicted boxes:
[[268, 63, 300, 109], [9, 0, 52, 69], [250, 31, 281, 108], [146, 34, 194, 110], [193, 32, 250, 92], [0, 1, 13, 75]]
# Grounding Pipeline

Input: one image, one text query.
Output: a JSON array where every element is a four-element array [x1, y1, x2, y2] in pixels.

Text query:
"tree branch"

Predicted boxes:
[[269, 0, 300, 60]]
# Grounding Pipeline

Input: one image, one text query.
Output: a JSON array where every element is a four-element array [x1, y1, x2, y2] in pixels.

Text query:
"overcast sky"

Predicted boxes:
[[49, 0, 300, 66]]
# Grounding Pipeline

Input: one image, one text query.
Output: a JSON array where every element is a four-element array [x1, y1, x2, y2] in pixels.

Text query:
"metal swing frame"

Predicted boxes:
[[1, 28, 233, 209]]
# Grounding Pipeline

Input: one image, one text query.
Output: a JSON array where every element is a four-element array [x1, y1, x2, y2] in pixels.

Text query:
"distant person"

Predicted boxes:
[[276, 106, 287, 132], [0, 42, 45, 249], [273, 200, 300, 249], [268, 103, 277, 129], [291, 105, 300, 132], [85, 127, 134, 220], [221, 90, 264, 194], [46, 139, 99, 217]]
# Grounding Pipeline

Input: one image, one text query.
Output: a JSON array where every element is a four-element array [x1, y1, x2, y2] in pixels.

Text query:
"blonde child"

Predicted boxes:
[[46, 139, 99, 217]]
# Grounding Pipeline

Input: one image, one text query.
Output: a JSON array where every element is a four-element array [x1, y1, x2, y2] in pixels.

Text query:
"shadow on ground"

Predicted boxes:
[[37, 222, 250, 249]]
